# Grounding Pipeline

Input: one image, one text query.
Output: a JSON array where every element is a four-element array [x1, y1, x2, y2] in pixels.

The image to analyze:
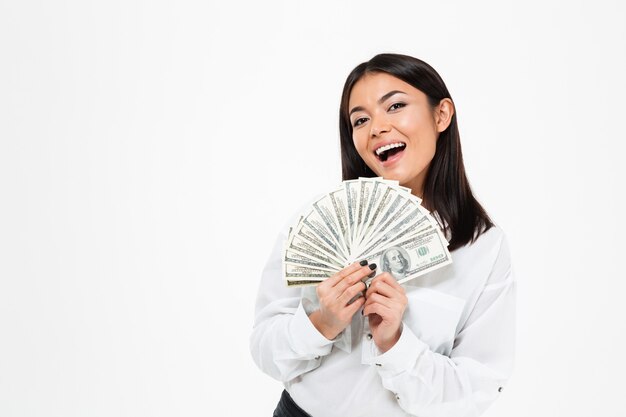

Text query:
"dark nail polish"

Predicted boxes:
[[359, 259, 368, 266], [369, 263, 377, 270], [368, 271, 376, 278]]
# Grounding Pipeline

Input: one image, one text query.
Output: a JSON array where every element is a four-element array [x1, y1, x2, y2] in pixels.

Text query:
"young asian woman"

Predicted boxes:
[[250, 53, 516, 417]]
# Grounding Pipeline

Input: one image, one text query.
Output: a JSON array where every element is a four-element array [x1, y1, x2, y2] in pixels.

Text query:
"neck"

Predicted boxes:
[[401, 176, 425, 200]]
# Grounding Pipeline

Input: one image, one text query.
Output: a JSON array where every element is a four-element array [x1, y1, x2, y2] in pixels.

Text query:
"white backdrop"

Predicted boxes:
[[1, 1, 625, 416]]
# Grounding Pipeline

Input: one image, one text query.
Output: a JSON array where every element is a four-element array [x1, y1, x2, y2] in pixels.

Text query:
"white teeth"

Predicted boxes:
[[375, 142, 406, 156]]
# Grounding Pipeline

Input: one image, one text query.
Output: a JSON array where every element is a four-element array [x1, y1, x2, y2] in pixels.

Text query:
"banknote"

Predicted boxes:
[[365, 227, 452, 284], [286, 279, 326, 287], [357, 183, 394, 250], [286, 221, 345, 268], [358, 193, 411, 252], [343, 179, 360, 250], [284, 263, 335, 280], [311, 195, 349, 256], [327, 187, 351, 253], [299, 208, 348, 260], [356, 189, 430, 253], [284, 249, 340, 272], [283, 178, 452, 286], [355, 208, 431, 260]]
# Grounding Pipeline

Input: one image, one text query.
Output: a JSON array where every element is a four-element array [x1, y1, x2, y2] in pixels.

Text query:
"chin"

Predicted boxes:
[[381, 171, 411, 184]]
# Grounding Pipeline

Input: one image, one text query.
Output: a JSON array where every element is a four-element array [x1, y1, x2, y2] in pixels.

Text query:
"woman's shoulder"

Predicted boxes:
[[453, 224, 511, 269], [476, 223, 507, 248], [465, 224, 513, 285]]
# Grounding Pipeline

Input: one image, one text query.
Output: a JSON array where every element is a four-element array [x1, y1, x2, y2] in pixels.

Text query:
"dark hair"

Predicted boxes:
[[339, 53, 493, 251]]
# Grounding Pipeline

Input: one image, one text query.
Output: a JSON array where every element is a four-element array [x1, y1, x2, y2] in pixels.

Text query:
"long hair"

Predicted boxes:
[[338, 53, 493, 251]]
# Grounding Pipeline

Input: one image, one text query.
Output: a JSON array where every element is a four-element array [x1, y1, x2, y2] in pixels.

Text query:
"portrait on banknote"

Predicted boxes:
[[380, 246, 410, 280]]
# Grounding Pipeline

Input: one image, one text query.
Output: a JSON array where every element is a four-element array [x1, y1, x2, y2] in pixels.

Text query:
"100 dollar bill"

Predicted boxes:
[[365, 227, 452, 284]]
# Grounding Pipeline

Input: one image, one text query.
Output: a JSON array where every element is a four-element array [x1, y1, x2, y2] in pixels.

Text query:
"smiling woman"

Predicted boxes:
[[348, 74, 446, 196], [251, 53, 516, 417], [339, 54, 492, 251]]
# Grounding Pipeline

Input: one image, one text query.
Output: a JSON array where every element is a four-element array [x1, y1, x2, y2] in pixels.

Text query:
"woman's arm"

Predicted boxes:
[[249, 231, 332, 382], [250, 231, 370, 382], [364, 234, 516, 416]]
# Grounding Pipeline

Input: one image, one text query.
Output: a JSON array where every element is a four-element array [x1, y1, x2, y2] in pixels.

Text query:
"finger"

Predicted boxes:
[[334, 263, 376, 294], [338, 281, 367, 306], [365, 279, 401, 300], [363, 302, 391, 318], [366, 272, 404, 295], [376, 272, 404, 289], [325, 261, 366, 287], [363, 292, 395, 310], [381, 272, 404, 292], [345, 294, 366, 317], [319, 262, 362, 295]]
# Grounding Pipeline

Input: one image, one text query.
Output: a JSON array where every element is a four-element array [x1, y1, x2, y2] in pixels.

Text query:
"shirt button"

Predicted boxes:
[[498, 387, 503, 392], [395, 395, 400, 400], [366, 333, 373, 340]]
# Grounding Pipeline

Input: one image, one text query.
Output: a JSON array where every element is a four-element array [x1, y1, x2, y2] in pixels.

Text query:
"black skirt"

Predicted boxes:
[[273, 390, 312, 417]]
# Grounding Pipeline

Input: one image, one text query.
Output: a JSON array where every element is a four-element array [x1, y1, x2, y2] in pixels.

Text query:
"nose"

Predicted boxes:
[[370, 116, 391, 138]]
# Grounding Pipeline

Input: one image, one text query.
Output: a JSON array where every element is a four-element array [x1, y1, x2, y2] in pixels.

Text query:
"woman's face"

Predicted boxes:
[[348, 72, 453, 196]]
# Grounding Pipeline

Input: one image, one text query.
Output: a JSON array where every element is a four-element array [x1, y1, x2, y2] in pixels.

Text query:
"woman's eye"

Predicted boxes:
[[388, 102, 406, 111], [353, 117, 368, 127]]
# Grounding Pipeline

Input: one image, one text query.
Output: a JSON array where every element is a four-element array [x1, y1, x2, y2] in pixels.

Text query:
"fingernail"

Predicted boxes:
[[368, 271, 376, 278], [359, 259, 368, 266], [369, 263, 377, 270]]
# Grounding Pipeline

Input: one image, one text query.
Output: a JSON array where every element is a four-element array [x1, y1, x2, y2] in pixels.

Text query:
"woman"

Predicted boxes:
[[251, 53, 516, 417]]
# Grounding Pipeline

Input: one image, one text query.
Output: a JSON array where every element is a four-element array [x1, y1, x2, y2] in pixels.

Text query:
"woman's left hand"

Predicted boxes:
[[364, 272, 408, 353]]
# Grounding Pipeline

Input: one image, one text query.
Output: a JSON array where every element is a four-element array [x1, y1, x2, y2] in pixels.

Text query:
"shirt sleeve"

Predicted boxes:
[[249, 230, 335, 383], [363, 232, 516, 417]]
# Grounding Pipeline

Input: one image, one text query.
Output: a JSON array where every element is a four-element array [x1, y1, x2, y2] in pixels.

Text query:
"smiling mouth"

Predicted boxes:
[[375, 142, 406, 162]]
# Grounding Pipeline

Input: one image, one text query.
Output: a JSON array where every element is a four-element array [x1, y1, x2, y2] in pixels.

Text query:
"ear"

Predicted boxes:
[[434, 98, 455, 133]]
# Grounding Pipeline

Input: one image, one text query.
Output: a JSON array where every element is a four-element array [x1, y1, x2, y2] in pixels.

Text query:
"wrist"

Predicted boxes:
[[376, 328, 402, 353], [308, 310, 340, 340]]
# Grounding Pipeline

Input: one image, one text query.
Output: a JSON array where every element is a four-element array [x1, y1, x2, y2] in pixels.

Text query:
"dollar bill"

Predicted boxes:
[[355, 178, 372, 244], [284, 178, 453, 286], [357, 189, 429, 252], [358, 197, 410, 251], [284, 249, 341, 272], [312, 194, 351, 256], [287, 279, 326, 287], [356, 208, 431, 259], [356, 178, 381, 245], [358, 183, 393, 249], [301, 208, 348, 260], [344, 179, 359, 250], [284, 263, 335, 280], [328, 187, 351, 254], [366, 227, 452, 284], [286, 221, 345, 268]]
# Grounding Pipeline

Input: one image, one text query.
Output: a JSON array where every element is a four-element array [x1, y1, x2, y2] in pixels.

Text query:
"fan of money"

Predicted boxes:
[[283, 177, 452, 286]]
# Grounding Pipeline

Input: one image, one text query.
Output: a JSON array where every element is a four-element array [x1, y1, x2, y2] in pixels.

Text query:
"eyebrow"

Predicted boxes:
[[349, 90, 407, 116]]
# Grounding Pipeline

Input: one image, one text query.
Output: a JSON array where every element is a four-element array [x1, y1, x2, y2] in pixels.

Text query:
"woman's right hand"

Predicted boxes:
[[308, 261, 375, 340]]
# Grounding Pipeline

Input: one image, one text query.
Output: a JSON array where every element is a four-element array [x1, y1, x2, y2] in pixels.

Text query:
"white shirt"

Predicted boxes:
[[250, 223, 516, 417]]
